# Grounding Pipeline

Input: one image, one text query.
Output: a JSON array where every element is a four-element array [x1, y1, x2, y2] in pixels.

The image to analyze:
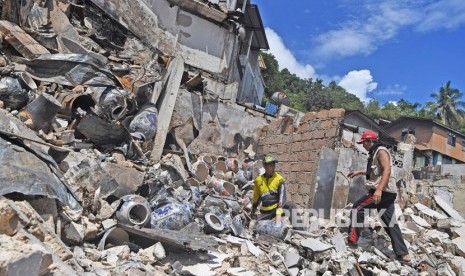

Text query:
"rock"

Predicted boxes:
[[410, 215, 431, 229], [102, 219, 117, 230], [154, 242, 166, 260], [0, 237, 53, 276], [331, 231, 347, 253], [136, 244, 160, 265], [358, 252, 373, 264], [287, 267, 299, 276], [452, 237, 465, 257], [63, 221, 85, 245], [452, 225, 465, 239], [83, 217, 99, 240], [435, 195, 465, 222], [301, 238, 333, 252], [182, 264, 214, 276], [437, 262, 456, 276], [102, 245, 130, 266], [450, 256, 465, 275], [227, 267, 256, 276], [245, 240, 263, 257], [98, 200, 116, 220], [414, 203, 448, 220], [285, 251, 301, 269], [328, 254, 355, 275], [385, 261, 401, 273], [0, 199, 23, 236]]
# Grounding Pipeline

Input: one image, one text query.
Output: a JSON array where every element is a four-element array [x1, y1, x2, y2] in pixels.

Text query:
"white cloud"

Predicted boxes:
[[338, 70, 377, 102], [264, 28, 315, 79], [374, 84, 407, 96], [416, 0, 465, 31], [313, 0, 465, 60]]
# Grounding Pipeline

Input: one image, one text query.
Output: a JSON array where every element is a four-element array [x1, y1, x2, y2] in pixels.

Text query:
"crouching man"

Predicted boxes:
[[250, 155, 298, 227]]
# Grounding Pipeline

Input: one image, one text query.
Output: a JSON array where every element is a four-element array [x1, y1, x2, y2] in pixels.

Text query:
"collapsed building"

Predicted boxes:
[[1, 0, 465, 275]]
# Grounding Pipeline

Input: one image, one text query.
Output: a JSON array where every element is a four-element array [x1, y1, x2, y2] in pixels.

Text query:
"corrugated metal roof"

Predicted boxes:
[[243, 4, 269, 50]]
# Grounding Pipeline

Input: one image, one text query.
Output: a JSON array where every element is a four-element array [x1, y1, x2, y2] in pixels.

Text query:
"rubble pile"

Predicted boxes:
[[1, 0, 465, 275]]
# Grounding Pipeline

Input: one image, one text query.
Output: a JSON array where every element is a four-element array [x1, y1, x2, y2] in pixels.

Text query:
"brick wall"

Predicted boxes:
[[256, 109, 345, 208]]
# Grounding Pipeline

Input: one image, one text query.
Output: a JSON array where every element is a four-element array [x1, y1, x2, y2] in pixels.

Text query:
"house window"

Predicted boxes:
[[447, 133, 456, 146], [401, 128, 415, 141]]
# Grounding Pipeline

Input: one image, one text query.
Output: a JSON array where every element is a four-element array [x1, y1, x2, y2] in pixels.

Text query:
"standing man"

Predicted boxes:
[[251, 155, 297, 225], [348, 130, 411, 264]]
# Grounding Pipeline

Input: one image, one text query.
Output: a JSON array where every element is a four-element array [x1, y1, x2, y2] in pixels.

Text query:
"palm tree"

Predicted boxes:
[[425, 81, 465, 126]]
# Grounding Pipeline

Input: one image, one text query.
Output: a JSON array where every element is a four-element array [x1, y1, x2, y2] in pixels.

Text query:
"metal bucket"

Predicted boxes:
[[20, 93, 61, 131]]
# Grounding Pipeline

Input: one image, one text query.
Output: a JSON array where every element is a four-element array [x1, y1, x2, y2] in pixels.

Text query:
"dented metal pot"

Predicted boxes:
[[19, 93, 61, 131], [91, 87, 128, 121]]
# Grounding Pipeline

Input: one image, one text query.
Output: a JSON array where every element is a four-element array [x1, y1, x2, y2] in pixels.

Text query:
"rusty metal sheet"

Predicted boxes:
[[313, 147, 338, 219]]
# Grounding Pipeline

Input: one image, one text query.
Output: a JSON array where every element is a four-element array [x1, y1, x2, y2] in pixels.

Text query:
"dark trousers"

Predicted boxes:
[[348, 190, 409, 257]]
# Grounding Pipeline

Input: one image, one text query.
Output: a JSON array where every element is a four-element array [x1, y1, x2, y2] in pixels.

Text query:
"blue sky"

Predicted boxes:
[[254, 0, 465, 105]]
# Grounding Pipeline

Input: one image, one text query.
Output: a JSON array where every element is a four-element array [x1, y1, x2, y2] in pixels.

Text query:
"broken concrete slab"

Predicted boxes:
[[331, 231, 347, 253], [285, 251, 301, 269], [301, 238, 333, 252], [410, 214, 432, 229], [414, 203, 448, 220], [101, 162, 145, 198], [245, 240, 263, 257], [435, 195, 465, 222], [0, 236, 53, 276], [453, 238, 465, 258]]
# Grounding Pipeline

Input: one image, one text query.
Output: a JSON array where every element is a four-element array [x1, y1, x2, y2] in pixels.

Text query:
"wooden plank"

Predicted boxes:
[[0, 20, 49, 58], [150, 57, 184, 161]]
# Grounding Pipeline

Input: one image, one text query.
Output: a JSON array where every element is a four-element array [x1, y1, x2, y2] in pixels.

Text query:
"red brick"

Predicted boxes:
[[301, 162, 312, 171], [325, 128, 338, 138], [302, 142, 314, 151], [332, 118, 341, 126], [309, 151, 319, 161], [328, 108, 345, 118], [282, 135, 292, 144], [297, 123, 308, 133], [287, 183, 299, 194], [313, 130, 325, 139], [278, 144, 286, 153], [290, 161, 299, 170], [317, 109, 329, 119], [300, 112, 317, 123], [320, 120, 332, 129], [292, 133, 302, 142], [315, 139, 326, 149], [284, 124, 294, 134], [301, 132, 312, 141]]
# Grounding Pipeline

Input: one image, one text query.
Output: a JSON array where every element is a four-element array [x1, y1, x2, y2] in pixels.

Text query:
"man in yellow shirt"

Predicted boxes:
[[251, 155, 297, 225]]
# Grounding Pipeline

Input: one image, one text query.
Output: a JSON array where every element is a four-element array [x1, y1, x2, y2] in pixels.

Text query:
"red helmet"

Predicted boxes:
[[356, 130, 378, 144]]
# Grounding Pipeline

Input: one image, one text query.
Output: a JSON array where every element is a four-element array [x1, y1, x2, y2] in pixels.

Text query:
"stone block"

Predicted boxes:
[[301, 112, 317, 123], [328, 108, 345, 118], [319, 120, 332, 129], [316, 110, 329, 119]]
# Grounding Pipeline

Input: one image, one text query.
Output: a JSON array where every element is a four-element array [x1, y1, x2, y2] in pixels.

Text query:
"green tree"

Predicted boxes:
[[397, 99, 420, 117], [424, 81, 465, 126], [325, 81, 364, 110]]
